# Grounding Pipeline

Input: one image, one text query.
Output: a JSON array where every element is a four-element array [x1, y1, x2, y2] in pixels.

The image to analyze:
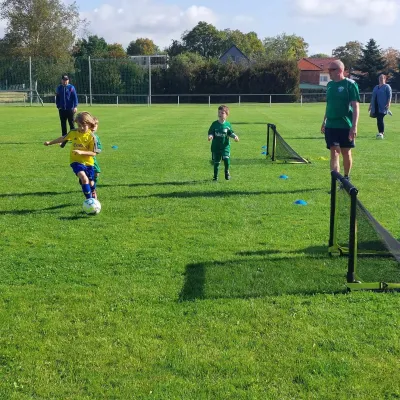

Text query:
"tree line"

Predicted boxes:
[[0, 0, 399, 94]]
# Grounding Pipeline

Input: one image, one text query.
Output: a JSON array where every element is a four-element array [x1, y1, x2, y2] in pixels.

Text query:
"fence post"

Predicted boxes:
[[89, 56, 92, 106], [301, 94, 303, 106], [29, 56, 32, 107], [117, 96, 118, 107], [148, 56, 151, 106], [178, 95, 179, 106], [239, 95, 241, 106], [269, 95, 271, 107], [209, 95, 210, 107]]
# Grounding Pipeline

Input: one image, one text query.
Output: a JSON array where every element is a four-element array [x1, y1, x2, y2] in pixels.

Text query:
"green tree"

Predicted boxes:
[[107, 43, 127, 58], [181, 21, 224, 58], [72, 35, 109, 58], [0, 0, 82, 58], [127, 38, 159, 55], [220, 29, 265, 58], [309, 53, 330, 58], [332, 41, 363, 71], [382, 47, 400, 77], [165, 40, 186, 57], [263, 33, 308, 60], [352, 39, 387, 91]]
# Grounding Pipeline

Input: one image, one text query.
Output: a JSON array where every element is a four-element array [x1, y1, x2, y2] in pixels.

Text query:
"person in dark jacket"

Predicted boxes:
[[56, 74, 78, 147]]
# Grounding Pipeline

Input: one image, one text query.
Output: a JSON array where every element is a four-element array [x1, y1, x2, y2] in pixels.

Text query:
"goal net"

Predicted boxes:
[[266, 123, 310, 163], [329, 171, 400, 291]]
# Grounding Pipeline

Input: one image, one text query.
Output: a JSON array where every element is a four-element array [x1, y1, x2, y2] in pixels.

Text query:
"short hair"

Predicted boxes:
[[92, 116, 99, 124], [218, 105, 230, 116], [74, 112, 96, 131]]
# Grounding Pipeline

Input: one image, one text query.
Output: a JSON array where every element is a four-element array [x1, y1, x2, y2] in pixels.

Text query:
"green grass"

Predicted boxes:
[[0, 104, 400, 399]]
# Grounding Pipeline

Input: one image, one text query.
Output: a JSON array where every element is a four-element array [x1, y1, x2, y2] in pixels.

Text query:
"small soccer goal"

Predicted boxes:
[[266, 123, 310, 164], [0, 90, 44, 106], [329, 171, 400, 291]]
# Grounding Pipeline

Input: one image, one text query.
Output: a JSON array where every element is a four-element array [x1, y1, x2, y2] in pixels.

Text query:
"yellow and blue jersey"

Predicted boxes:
[[64, 129, 98, 166]]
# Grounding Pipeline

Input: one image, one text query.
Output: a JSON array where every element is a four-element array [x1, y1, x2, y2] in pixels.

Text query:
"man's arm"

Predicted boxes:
[[321, 114, 327, 134], [72, 85, 78, 111], [349, 101, 359, 140]]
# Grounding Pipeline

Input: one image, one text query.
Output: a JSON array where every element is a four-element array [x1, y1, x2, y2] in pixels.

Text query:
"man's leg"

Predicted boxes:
[[59, 109, 68, 136], [59, 109, 71, 148], [341, 148, 352, 178], [330, 146, 341, 173], [67, 109, 75, 131]]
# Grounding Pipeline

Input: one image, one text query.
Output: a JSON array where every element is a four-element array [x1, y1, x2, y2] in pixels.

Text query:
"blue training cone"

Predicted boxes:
[[294, 199, 307, 206], [112, 145, 118, 149], [261, 151, 266, 155], [279, 174, 288, 180]]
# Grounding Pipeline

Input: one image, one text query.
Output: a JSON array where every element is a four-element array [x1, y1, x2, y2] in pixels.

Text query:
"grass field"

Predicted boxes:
[[1, 103, 400, 399]]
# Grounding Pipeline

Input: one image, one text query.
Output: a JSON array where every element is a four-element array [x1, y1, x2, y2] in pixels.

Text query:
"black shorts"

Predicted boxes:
[[324, 127, 355, 150]]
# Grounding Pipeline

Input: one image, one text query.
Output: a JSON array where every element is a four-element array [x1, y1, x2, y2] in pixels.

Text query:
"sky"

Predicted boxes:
[[1, 0, 400, 55]]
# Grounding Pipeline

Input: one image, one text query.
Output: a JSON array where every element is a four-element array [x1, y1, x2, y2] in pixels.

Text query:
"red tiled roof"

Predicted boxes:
[[304, 57, 337, 72]]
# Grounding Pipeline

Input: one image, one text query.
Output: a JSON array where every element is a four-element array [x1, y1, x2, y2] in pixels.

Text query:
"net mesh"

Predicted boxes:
[[266, 124, 309, 164], [335, 180, 400, 284]]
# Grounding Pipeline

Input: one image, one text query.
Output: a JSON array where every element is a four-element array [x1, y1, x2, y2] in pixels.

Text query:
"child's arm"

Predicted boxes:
[[208, 124, 214, 141], [44, 136, 65, 146], [228, 130, 239, 142], [72, 150, 97, 156]]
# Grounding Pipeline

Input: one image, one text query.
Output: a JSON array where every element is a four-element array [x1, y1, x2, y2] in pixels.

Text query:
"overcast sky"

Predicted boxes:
[[1, 0, 399, 55]]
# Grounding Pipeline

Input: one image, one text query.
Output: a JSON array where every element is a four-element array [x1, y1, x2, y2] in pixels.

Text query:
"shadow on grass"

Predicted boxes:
[[129, 187, 322, 199], [0, 191, 77, 198], [231, 122, 268, 125], [0, 141, 43, 145], [100, 180, 208, 188], [0, 204, 74, 215], [59, 214, 90, 220], [179, 254, 346, 301], [236, 245, 327, 257], [283, 137, 324, 140], [230, 158, 268, 165]]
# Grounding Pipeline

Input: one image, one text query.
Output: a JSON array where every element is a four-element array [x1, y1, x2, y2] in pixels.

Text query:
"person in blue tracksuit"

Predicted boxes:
[[56, 74, 78, 147]]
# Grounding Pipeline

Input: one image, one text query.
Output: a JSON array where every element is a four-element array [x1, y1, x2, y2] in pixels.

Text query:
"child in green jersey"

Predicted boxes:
[[208, 105, 239, 181]]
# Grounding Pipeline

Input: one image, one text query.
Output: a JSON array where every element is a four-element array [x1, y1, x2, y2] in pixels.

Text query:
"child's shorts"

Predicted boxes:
[[212, 149, 230, 162], [70, 162, 95, 181]]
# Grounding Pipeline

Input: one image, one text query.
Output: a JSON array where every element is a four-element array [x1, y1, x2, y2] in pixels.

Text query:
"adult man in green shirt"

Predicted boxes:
[[321, 60, 360, 180]]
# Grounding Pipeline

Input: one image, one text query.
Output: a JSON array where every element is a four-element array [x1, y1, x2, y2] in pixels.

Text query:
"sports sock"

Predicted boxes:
[[214, 162, 220, 178], [223, 158, 230, 171], [82, 184, 92, 199]]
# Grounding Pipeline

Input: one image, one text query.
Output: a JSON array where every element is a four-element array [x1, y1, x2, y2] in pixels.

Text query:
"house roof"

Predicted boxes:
[[298, 58, 322, 71], [299, 57, 337, 72], [219, 44, 249, 60]]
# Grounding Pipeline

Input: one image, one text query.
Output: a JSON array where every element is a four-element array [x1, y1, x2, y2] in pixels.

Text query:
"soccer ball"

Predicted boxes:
[[376, 133, 384, 140], [82, 198, 101, 215]]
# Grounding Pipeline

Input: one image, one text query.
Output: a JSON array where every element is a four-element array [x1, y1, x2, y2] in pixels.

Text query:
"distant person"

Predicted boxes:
[[321, 60, 360, 181], [368, 74, 392, 139], [208, 105, 239, 181], [56, 74, 78, 148], [44, 112, 98, 200]]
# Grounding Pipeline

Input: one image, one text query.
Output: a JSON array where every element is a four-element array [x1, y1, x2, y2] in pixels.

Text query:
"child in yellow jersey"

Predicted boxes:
[[44, 112, 99, 199]]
